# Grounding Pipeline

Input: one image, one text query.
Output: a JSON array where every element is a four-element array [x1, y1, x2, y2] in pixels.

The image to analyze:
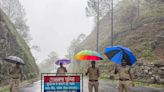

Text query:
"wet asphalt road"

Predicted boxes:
[[19, 79, 164, 92]]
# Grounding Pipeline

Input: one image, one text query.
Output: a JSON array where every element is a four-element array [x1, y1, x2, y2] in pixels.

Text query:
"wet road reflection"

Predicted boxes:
[[20, 79, 164, 92]]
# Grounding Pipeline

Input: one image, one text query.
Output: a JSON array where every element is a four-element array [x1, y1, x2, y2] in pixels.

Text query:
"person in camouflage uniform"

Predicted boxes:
[[86, 61, 100, 92], [9, 63, 23, 92], [115, 59, 134, 92]]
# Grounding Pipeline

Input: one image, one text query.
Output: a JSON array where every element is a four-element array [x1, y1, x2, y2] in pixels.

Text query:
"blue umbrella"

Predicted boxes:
[[104, 45, 137, 65], [55, 59, 71, 65]]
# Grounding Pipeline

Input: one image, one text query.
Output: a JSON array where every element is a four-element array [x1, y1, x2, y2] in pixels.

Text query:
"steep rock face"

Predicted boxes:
[[0, 8, 39, 85]]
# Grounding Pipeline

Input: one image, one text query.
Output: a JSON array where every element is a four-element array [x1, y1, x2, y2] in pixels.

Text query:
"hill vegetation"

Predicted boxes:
[[0, 8, 39, 86], [67, 0, 164, 76]]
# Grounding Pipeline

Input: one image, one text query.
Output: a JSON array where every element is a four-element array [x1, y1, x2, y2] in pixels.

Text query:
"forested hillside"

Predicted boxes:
[[67, 0, 164, 83], [82, 0, 164, 62]]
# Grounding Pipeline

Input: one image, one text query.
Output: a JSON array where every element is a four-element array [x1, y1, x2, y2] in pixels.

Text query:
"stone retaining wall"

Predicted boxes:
[[132, 62, 164, 84]]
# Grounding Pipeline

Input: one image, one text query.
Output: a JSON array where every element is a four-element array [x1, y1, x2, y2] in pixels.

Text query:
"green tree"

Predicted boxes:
[[116, 0, 138, 31], [39, 51, 58, 73], [31, 45, 41, 52], [86, 0, 112, 19], [47, 52, 58, 63], [0, 0, 31, 41], [66, 34, 86, 73], [67, 34, 86, 58]]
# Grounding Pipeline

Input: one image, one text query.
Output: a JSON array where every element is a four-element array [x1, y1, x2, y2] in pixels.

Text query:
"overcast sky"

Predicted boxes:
[[20, 0, 94, 63]]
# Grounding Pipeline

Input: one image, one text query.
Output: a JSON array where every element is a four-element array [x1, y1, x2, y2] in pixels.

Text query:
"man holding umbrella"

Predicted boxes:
[[3, 56, 25, 92], [86, 61, 100, 92], [56, 62, 67, 76], [55, 59, 70, 76], [114, 59, 134, 92], [9, 62, 23, 92], [104, 45, 137, 92], [75, 50, 104, 92]]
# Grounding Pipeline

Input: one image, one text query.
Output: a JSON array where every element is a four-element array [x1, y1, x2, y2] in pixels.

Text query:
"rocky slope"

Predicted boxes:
[[0, 8, 39, 86]]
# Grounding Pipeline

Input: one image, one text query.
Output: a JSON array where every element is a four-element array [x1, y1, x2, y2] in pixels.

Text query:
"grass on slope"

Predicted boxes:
[[0, 8, 38, 74]]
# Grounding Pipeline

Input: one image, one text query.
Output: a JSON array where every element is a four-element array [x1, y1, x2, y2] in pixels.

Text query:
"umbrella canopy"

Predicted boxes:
[[3, 56, 25, 65], [75, 50, 104, 61], [104, 45, 137, 65], [55, 59, 71, 65]]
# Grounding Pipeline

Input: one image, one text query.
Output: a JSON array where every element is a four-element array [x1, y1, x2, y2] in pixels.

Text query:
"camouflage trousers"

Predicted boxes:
[[10, 78, 20, 92], [88, 81, 99, 92], [118, 80, 132, 92]]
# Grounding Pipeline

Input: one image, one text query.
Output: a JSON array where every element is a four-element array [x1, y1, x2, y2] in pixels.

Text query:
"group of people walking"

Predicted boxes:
[[56, 59, 134, 92]]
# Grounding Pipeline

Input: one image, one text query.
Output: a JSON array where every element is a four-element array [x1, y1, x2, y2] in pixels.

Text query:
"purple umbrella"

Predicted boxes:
[[55, 59, 71, 65]]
